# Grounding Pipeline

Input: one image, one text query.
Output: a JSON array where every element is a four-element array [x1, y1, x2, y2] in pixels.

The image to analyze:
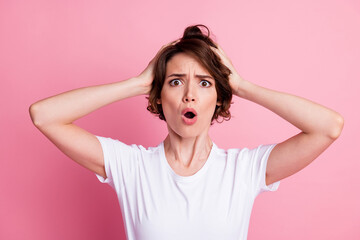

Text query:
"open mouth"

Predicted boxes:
[[181, 108, 198, 125], [184, 111, 196, 119]]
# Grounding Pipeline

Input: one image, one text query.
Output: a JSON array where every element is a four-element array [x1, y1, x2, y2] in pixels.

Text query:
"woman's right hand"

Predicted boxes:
[[137, 40, 179, 95]]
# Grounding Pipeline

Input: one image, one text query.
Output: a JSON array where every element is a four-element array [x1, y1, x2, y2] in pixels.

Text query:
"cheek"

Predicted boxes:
[[204, 89, 218, 106], [204, 103, 217, 120], [199, 91, 218, 120], [160, 92, 178, 118]]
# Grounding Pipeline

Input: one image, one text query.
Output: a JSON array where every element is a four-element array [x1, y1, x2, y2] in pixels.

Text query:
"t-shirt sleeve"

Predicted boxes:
[[249, 144, 280, 196], [95, 135, 138, 190]]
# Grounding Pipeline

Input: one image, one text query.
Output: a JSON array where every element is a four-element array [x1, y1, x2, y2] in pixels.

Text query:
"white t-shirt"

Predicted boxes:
[[95, 136, 280, 240]]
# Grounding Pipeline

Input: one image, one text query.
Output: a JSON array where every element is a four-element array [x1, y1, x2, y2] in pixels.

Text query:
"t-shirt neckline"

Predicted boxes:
[[160, 141, 217, 183]]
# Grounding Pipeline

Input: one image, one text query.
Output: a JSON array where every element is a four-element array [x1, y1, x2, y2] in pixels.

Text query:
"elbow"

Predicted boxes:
[[328, 114, 344, 140], [29, 103, 44, 128]]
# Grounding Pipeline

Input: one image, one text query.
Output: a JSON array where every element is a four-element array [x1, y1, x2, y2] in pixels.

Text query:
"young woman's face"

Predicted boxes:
[[158, 53, 219, 138]]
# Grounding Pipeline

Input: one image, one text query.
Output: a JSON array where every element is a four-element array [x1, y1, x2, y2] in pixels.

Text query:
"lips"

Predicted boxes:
[[181, 108, 197, 125]]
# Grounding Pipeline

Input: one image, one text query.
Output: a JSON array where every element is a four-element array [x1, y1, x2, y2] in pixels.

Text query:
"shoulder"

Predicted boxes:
[[213, 143, 275, 161], [213, 143, 249, 156], [96, 135, 162, 154]]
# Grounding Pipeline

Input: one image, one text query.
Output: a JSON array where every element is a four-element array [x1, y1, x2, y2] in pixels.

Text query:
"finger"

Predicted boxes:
[[211, 46, 226, 62], [170, 39, 180, 45], [210, 46, 221, 55], [152, 39, 180, 63], [162, 39, 179, 49], [156, 39, 179, 57], [216, 44, 226, 54]]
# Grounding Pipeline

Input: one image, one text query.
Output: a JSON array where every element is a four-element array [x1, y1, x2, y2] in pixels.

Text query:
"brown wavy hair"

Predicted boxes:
[[147, 24, 233, 124]]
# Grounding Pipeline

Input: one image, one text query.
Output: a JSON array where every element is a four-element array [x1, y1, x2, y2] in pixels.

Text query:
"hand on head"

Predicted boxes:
[[210, 45, 244, 95], [138, 39, 180, 95]]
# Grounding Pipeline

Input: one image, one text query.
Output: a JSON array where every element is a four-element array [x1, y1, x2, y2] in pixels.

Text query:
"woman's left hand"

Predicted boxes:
[[213, 44, 344, 187], [211, 45, 244, 95]]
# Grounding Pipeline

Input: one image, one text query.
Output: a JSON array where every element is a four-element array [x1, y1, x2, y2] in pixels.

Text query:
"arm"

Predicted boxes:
[[28, 41, 168, 178], [213, 46, 344, 185], [29, 78, 149, 178]]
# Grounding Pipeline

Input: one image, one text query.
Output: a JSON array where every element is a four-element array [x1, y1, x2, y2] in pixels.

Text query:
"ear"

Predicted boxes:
[[156, 98, 161, 104], [216, 101, 221, 106]]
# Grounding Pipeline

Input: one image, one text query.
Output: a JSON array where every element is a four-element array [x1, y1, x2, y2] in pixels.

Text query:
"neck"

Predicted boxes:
[[163, 129, 213, 168]]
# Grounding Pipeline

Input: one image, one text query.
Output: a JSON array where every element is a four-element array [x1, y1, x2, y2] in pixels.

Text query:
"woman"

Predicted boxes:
[[29, 25, 344, 240]]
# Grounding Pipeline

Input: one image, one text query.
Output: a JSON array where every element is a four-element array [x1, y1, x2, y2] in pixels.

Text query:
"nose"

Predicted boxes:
[[184, 96, 195, 102], [182, 81, 196, 103]]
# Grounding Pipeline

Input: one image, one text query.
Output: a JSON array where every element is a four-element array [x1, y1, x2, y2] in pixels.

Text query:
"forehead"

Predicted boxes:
[[166, 53, 211, 75]]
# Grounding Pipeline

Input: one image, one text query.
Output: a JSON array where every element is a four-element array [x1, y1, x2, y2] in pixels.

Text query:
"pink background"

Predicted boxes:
[[1, 0, 359, 239]]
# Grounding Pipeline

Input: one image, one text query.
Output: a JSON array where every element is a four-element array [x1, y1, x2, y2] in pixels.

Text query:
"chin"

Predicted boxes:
[[167, 123, 209, 139], [171, 128, 196, 139]]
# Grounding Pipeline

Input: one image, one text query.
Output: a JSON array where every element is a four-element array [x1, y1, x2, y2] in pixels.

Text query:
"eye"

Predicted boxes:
[[169, 79, 183, 86], [200, 80, 211, 87]]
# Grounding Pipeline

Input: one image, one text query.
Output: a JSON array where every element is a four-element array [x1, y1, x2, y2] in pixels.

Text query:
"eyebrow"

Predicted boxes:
[[166, 73, 214, 79]]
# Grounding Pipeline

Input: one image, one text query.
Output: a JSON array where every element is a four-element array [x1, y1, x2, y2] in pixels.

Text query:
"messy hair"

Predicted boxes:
[[147, 24, 233, 123]]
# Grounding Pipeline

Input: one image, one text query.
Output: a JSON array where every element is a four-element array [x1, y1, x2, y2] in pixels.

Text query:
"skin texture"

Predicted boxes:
[[157, 53, 220, 174], [211, 45, 344, 185], [29, 40, 344, 185]]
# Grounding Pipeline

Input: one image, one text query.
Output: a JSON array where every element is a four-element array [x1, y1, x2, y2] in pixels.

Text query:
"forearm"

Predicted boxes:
[[234, 80, 344, 139], [29, 77, 147, 127]]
